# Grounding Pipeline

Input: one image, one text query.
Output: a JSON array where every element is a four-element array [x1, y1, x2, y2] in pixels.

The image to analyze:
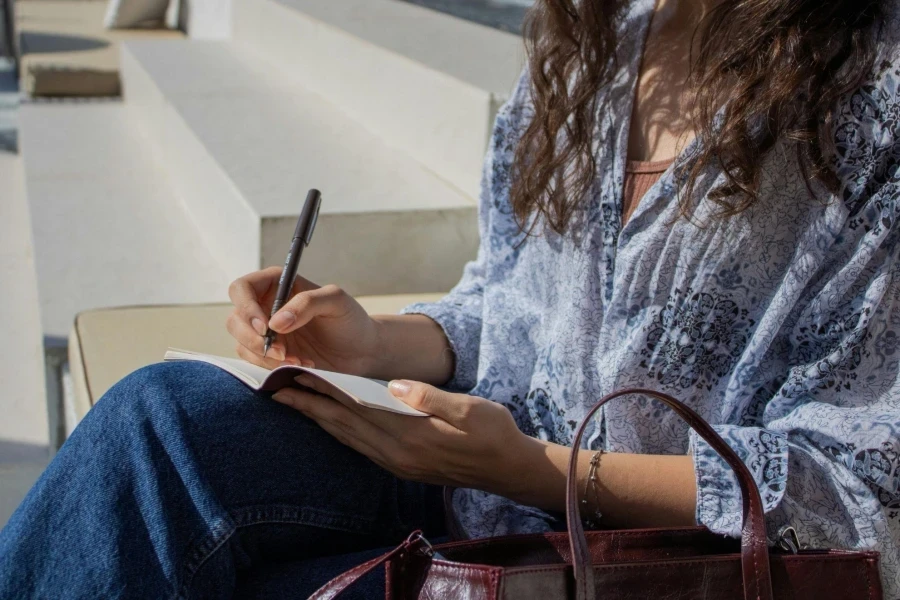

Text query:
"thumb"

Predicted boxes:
[[268, 284, 348, 334], [388, 380, 471, 427]]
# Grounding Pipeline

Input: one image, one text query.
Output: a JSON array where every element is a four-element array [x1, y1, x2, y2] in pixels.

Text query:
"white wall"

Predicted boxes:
[[182, 0, 232, 39]]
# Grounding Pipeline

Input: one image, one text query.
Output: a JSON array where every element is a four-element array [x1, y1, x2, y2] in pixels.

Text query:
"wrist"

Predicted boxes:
[[490, 437, 599, 516], [488, 433, 568, 509], [366, 314, 455, 384], [365, 315, 391, 379]]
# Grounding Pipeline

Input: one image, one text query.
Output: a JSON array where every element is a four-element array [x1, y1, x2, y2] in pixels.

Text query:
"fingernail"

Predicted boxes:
[[295, 374, 313, 387], [272, 391, 289, 404], [269, 311, 295, 331], [269, 345, 286, 361], [388, 380, 412, 397], [251, 317, 267, 336]]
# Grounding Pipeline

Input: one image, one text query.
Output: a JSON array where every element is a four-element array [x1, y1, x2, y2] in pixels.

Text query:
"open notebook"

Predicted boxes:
[[163, 348, 427, 417]]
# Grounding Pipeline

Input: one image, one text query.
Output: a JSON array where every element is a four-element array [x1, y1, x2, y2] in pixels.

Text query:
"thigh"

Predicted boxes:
[[104, 361, 442, 538], [2, 361, 444, 599]]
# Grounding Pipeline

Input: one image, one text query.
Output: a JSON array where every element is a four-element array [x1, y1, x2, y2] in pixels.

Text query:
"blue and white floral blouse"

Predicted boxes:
[[403, 0, 900, 594]]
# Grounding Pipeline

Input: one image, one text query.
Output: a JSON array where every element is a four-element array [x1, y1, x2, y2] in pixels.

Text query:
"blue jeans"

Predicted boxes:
[[0, 362, 446, 599]]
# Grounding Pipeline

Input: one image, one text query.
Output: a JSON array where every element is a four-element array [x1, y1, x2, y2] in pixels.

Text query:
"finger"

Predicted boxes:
[[228, 270, 283, 330], [235, 342, 289, 371], [290, 374, 397, 432], [315, 418, 393, 469], [226, 312, 288, 361], [291, 274, 322, 295], [387, 380, 474, 429], [268, 284, 349, 334], [293, 373, 325, 394], [291, 377, 456, 447], [232, 266, 283, 296], [228, 269, 321, 327]]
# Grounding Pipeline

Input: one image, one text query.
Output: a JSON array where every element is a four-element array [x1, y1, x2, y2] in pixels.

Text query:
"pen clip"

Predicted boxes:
[[304, 195, 321, 246]]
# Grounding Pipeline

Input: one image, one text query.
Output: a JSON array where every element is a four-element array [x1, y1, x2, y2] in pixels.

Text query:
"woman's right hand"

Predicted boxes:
[[225, 267, 382, 377]]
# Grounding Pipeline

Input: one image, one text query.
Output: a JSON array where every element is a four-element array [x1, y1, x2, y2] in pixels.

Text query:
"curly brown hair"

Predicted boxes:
[[511, 0, 883, 235]]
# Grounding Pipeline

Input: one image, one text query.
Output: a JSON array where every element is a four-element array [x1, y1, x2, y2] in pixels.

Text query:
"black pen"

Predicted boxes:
[[263, 189, 322, 357]]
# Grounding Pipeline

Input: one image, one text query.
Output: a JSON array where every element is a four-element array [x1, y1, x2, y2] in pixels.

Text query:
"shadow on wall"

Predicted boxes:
[[20, 31, 110, 54], [0, 440, 49, 528], [0, 440, 49, 464], [397, 0, 531, 34]]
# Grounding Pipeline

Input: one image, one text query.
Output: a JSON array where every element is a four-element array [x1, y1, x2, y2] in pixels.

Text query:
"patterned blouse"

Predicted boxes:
[[402, 0, 900, 594]]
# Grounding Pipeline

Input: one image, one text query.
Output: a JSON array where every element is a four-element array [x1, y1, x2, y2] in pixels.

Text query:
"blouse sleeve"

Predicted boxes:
[[690, 173, 900, 591], [401, 72, 532, 392]]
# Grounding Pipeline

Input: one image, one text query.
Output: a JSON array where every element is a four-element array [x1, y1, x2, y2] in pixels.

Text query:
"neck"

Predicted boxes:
[[653, 0, 721, 28]]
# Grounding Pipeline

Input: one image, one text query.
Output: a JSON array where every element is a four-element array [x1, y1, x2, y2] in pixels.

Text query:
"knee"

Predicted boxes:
[[87, 361, 262, 437], [77, 362, 343, 485]]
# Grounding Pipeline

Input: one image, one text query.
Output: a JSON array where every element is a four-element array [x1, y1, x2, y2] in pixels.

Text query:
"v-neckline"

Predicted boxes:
[[621, 158, 676, 227], [611, 0, 700, 241]]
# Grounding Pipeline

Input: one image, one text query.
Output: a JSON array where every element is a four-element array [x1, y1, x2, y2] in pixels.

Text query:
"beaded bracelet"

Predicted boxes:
[[581, 450, 604, 529]]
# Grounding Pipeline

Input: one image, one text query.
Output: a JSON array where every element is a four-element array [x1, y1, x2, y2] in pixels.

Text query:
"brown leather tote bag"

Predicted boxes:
[[310, 388, 883, 599]]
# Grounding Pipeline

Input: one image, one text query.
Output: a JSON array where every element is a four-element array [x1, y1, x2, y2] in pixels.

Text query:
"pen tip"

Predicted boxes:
[[263, 341, 270, 358]]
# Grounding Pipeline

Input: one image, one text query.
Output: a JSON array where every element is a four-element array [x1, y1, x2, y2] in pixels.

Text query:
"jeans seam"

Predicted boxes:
[[174, 504, 380, 600]]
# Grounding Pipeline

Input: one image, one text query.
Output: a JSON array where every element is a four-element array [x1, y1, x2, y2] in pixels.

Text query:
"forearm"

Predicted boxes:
[[370, 314, 455, 385], [503, 437, 697, 528], [369, 316, 698, 526]]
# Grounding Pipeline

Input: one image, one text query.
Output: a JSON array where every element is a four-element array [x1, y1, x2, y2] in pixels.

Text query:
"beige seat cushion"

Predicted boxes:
[[68, 294, 445, 421], [18, 1, 184, 97]]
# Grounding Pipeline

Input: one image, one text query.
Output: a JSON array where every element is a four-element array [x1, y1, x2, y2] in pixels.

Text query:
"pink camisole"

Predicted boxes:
[[622, 158, 674, 225]]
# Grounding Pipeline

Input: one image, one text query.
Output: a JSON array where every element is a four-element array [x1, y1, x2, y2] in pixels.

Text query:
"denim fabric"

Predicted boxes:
[[0, 362, 445, 599]]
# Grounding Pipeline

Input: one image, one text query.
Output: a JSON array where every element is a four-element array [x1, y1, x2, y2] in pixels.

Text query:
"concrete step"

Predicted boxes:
[[232, 0, 524, 199], [0, 461, 49, 529], [0, 151, 49, 452], [121, 40, 480, 297], [0, 69, 50, 529], [20, 102, 232, 340]]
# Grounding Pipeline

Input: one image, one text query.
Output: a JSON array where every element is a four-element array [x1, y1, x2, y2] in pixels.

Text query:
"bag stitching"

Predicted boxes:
[[438, 528, 717, 548], [490, 553, 880, 575], [864, 558, 874, 600]]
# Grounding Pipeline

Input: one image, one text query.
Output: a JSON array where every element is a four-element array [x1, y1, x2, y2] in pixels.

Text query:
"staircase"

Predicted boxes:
[[22, 0, 523, 340], [121, 38, 477, 294], [15, 0, 523, 453]]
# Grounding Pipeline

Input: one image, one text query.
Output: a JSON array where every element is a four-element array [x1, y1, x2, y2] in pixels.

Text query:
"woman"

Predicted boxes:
[[2, 0, 898, 597]]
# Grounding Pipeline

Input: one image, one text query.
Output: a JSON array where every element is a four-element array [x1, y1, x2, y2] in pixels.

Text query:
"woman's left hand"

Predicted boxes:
[[271, 376, 530, 496]]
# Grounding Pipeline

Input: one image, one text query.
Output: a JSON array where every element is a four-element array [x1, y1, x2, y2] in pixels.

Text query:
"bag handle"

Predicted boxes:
[[565, 388, 774, 600], [310, 388, 777, 600], [308, 531, 431, 600]]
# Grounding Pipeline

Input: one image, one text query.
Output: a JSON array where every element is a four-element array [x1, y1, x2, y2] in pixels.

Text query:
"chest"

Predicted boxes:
[[626, 2, 700, 163]]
